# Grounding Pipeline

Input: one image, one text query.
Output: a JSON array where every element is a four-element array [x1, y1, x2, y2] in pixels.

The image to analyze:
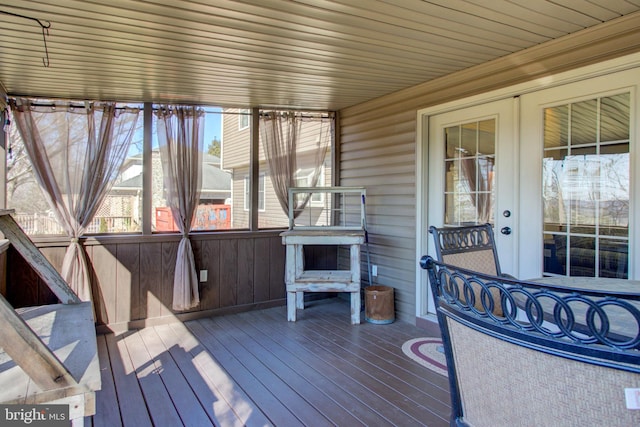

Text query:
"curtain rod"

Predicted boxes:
[[8, 98, 335, 117], [8, 96, 335, 119], [258, 111, 335, 119], [12, 101, 223, 114], [9, 99, 137, 111]]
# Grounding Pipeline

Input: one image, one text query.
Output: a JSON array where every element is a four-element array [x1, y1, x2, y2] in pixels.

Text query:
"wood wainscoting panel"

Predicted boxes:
[[139, 242, 164, 321], [269, 236, 286, 300], [253, 237, 271, 303], [5, 232, 290, 330], [219, 239, 239, 307], [115, 243, 140, 324], [161, 241, 179, 317], [7, 247, 50, 307], [193, 238, 221, 312], [238, 238, 255, 305], [89, 244, 118, 325]]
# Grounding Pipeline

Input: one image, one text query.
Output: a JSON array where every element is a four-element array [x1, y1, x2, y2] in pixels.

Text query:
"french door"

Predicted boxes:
[[520, 69, 637, 281], [427, 98, 518, 273], [422, 99, 518, 314], [420, 63, 639, 318]]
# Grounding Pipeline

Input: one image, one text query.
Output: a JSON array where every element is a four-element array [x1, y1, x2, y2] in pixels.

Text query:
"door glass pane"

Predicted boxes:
[[571, 99, 597, 145], [443, 119, 496, 225], [600, 94, 629, 142], [460, 122, 477, 156], [542, 148, 568, 232], [600, 238, 628, 278], [445, 126, 460, 159], [478, 120, 496, 155], [543, 105, 568, 148], [569, 235, 595, 277], [542, 93, 629, 278]]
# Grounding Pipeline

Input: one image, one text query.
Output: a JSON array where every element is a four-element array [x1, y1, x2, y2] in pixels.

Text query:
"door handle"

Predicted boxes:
[[501, 227, 512, 235]]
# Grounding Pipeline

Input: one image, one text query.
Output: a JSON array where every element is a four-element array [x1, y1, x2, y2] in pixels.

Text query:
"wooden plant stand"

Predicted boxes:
[[281, 187, 367, 324]]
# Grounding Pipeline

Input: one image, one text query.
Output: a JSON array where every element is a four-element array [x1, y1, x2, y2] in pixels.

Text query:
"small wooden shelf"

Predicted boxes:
[[279, 229, 366, 244], [296, 270, 353, 283]]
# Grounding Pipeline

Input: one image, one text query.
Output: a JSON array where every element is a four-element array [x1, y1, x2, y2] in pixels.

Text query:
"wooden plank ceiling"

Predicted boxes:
[[1, 0, 640, 111]]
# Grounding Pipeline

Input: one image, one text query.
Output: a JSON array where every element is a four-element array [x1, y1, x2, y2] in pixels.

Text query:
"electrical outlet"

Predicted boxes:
[[372, 265, 378, 277], [626, 388, 640, 409], [200, 270, 208, 282]]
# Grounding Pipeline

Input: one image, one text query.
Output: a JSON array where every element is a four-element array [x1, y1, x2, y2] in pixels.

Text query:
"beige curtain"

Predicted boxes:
[[10, 98, 140, 301], [156, 105, 203, 311], [259, 111, 331, 217]]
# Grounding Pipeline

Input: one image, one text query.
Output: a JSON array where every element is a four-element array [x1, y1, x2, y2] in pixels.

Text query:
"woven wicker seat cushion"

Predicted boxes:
[[442, 250, 503, 316], [442, 250, 498, 276], [447, 318, 640, 427]]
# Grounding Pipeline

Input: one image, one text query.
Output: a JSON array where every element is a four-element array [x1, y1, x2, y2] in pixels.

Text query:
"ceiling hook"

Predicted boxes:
[[1, 10, 52, 67], [41, 25, 50, 67]]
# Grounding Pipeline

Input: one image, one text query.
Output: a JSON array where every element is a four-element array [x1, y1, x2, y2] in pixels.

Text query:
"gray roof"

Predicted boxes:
[[113, 160, 230, 196]]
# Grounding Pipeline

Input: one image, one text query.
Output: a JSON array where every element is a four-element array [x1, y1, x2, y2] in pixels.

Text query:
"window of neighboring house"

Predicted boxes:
[[244, 174, 265, 211], [238, 109, 250, 130], [6, 101, 144, 235], [295, 166, 325, 204]]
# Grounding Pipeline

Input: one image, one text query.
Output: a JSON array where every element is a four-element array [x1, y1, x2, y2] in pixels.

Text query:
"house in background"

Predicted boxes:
[[113, 151, 232, 232], [221, 108, 333, 229], [9, 146, 232, 234]]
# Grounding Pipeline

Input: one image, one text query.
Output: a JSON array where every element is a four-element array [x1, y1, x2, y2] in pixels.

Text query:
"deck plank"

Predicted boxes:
[[94, 335, 122, 427], [305, 323, 451, 420], [198, 316, 332, 426], [137, 327, 213, 426], [186, 319, 303, 427], [93, 299, 450, 427], [214, 315, 368, 426], [122, 332, 183, 426], [258, 309, 436, 425], [307, 307, 450, 401], [230, 310, 396, 426], [164, 322, 273, 427], [104, 333, 152, 427]]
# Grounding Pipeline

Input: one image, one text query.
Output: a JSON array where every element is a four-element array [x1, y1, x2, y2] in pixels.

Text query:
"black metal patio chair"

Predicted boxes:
[[429, 224, 511, 315], [428, 223, 507, 277], [420, 256, 640, 427]]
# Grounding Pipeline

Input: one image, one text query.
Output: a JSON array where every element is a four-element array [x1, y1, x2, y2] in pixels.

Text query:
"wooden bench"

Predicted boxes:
[[0, 211, 100, 426]]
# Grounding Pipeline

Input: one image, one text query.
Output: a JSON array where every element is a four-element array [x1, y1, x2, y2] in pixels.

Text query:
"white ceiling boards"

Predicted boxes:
[[2, 1, 640, 110]]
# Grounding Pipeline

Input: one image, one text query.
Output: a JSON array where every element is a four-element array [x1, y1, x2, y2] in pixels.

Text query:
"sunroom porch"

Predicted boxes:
[[3, 2, 640, 426]]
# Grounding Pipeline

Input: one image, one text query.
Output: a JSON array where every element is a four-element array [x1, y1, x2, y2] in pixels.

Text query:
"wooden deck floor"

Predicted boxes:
[[92, 299, 451, 426]]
